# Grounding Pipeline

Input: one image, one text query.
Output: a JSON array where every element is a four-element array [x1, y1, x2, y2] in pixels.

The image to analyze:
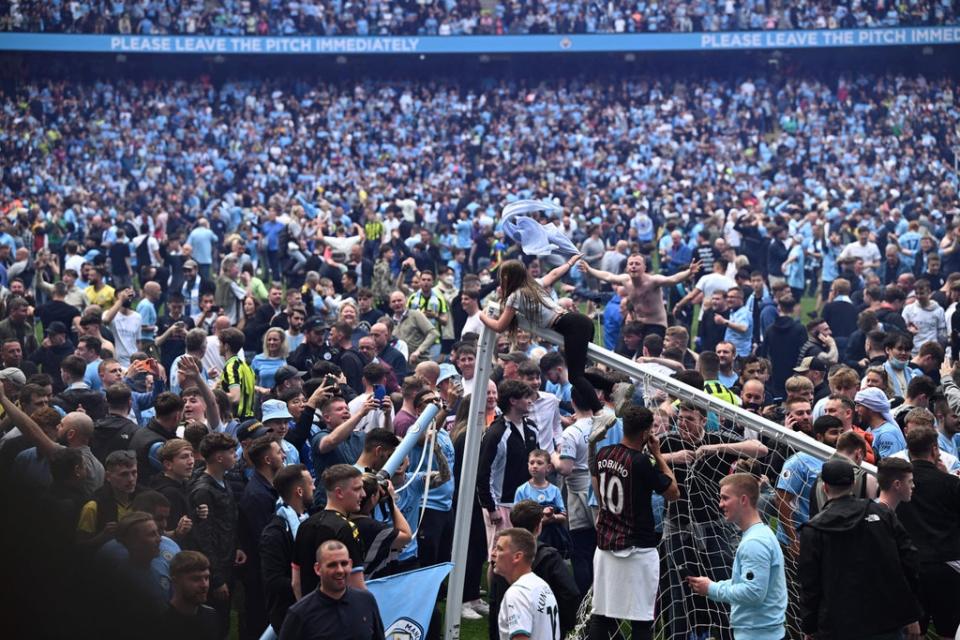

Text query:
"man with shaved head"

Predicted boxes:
[[0, 388, 104, 493]]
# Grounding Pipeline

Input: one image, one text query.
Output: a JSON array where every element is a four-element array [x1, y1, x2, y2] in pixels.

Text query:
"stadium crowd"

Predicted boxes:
[[1, 0, 958, 36], [0, 68, 959, 640]]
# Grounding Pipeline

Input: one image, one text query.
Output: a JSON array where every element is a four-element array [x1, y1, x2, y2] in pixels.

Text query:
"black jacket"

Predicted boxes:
[[286, 342, 326, 375], [377, 344, 408, 381], [876, 307, 909, 336], [488, 543, 581, 640], [896, 459, 960, 563], [188, 472, 239, 590], [130, 419, 175, 484], [260, 514, 297, 633], [476, 416, 538, 511], [28, 340, 76, 391], [55, 385, 108, 421], [239, 471, 279, 562], [92, 413, 139, 463], [336, 347, 366, 395], [799, 495, 921, 639], [151, 473, 191, 528], [759, 315, 808, 396], [822, 299, 858, 339]]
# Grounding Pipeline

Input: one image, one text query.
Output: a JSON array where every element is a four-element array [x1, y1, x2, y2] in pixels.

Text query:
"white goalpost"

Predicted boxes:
[[444, 321, 876, 640]]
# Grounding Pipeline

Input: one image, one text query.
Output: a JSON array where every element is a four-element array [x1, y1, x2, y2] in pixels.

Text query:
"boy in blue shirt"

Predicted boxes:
[[514, 449, 569, 556]]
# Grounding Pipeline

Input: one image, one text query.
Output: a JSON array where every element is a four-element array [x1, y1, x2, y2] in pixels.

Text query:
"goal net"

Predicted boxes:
[[568, 370, 827, 640], [557, 350, 848, 640]]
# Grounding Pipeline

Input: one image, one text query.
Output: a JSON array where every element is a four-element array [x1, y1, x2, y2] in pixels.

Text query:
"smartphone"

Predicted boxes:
[[373, 384, 386, 401], [323, 374, 339, 388]]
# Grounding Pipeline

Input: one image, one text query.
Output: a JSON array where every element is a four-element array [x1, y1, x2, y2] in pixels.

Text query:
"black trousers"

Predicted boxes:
[[553, 312, 603, 412], [417, 507, 454, 568]]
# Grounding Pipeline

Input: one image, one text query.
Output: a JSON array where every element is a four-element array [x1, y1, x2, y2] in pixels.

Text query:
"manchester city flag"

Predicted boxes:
[[367, 563, 454, 640]]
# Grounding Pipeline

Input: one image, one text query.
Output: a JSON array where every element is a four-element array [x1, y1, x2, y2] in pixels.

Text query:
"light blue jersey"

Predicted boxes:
[[514, 481, 565, 513], [775, 452, 824, 545], [407, 429, 455, 512], [871, 421, 907, 459], [707, 522, 787, 640]]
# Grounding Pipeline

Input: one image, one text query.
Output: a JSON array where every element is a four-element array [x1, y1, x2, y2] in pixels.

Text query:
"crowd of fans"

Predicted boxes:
[[0, 67, 958, 640], [2, 73, 958, 258], [1, 0, 958, 36]]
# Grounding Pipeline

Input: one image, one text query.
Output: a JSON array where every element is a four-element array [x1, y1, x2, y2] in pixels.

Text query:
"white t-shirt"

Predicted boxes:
[[203, 335, 226, 374], [498, 572, 560, 640], [839, 240, 881, 267], [462, 311, 484, 339], [694, 273, 737, 320], [695, 273, 738, 300], [506, 289, 564, 329], [110, 311, 142, 368], [348, 392, 388, 433], [65, 254, 86, 275]]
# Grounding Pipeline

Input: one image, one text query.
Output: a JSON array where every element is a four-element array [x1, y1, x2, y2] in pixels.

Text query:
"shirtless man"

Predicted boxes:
[[581, 254, 701, 337]]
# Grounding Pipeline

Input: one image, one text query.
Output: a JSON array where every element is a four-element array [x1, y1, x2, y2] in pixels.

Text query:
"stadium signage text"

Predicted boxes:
[[0, 27, 956, 55]]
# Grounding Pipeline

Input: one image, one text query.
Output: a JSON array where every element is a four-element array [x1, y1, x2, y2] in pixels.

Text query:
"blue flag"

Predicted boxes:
[[367, 563, 453, 640]]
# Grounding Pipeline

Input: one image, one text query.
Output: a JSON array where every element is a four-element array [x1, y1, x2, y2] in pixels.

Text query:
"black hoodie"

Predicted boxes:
[[759, 315, 808, 396], [91, 413, 139, 463], [799, 495, 921, 639]]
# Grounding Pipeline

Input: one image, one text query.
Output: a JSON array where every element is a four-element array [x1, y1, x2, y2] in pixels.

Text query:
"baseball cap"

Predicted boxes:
[[0, 367, 26, 385], [498, 351, 529, 364], [303, 316, 327, 333], [793, 357, 827, 374], [46, 321, 68, 336], [274, 365, 306, 386], [437, 363, 459, 384], [183, 259, 199, 270], [236, 419, 271, 442], [821, 459, 855, 487], [261, 399, 294, 423]]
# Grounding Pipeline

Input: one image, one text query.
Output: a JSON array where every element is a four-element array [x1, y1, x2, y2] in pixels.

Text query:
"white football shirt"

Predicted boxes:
[[498, 571, 560, 640]]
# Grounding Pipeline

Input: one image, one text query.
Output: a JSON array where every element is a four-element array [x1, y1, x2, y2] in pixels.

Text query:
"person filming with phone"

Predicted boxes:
[[348, 362, 394, 434]]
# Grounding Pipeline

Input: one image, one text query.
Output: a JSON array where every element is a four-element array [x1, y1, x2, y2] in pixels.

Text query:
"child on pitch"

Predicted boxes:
[[514, 449, 571, 557]]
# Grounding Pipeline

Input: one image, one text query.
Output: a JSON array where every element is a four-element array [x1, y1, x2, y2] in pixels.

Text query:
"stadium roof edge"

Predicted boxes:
[[0, 26, 958, 56]]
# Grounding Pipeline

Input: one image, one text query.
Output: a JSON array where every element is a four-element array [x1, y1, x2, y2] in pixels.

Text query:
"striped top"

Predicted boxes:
[[220, 355, 256, 419]]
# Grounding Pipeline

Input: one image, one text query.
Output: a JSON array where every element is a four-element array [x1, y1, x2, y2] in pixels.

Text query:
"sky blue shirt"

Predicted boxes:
[[603, 295, 622, 351], [938, 430, 958, 457], [871, 421, 908, 459], [785, 244, 805, 290], [251, 354, 285, 389], [724, 304, 753, 357], [85, 358, 103, 392], [137, 298, 157, 341], [407, 429, 455, 512], [186, 227, 217, 264], [707, 522, 787, 640], [514, 480, 565, 513], [775, 452, 824, 545], [545, 380, 572, 405], [376, 471, 428, 562], [99, 536, 180, 601]]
